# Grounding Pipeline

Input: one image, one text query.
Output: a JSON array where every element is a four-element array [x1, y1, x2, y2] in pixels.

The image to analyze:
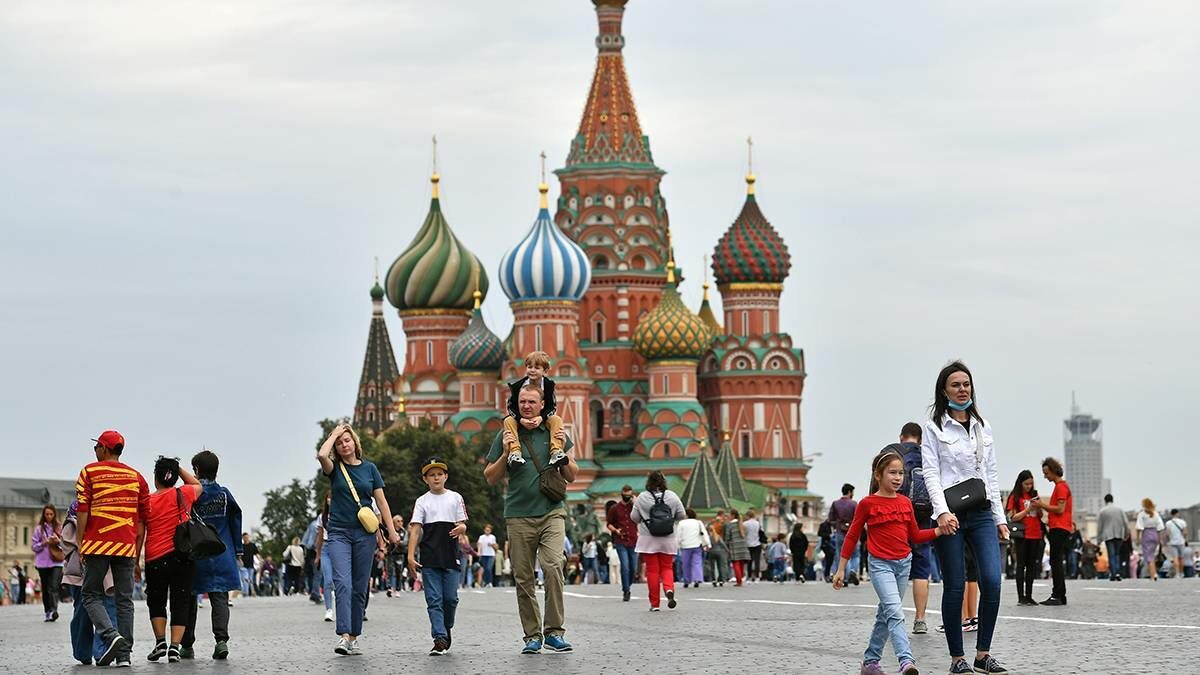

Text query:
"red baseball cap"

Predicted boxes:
[[91, 430, 125, 450]]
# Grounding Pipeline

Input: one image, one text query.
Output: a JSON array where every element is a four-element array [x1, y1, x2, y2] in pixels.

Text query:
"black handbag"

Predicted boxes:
[[173, 488, 227, 561], [942, 423, 988, 515]]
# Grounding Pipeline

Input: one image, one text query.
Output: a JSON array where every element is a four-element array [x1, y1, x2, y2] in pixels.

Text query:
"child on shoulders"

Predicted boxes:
[[503, 351, 566, 466]]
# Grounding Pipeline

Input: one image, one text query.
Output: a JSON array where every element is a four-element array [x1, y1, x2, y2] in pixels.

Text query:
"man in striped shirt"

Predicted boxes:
[[76, 429, 150, 666]]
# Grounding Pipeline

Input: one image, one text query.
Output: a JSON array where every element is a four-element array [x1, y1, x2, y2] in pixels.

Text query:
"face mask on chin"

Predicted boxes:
[[622, 495, 632, 503]]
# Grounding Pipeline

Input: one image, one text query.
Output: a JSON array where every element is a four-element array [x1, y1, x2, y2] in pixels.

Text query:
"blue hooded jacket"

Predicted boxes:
[[191, 480, 243, 593]]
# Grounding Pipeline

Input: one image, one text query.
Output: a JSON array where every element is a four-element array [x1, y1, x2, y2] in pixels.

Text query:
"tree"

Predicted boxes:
[[258, 478, 315, 560]]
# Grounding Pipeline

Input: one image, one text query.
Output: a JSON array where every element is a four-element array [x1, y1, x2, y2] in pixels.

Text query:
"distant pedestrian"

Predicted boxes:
[[605, 486, 639, 602], [385, 514, 408, 596], [818, 519, 835, 580], [1034, 457, 1071, 605], [476, 524, 498, 588], [630, 471, 685, 611], [724, 510, 751, 586], [316, 423, 403, 656], [1136, 499, 1164, 580], [181, 449, 242, 660], [143, 456, 204, 663], [238, 534, 257, 597], [283, 537, 304, 595], [676, 508, 711, 588], [407, 457, 468, 656], [829, 484, 860, 585], [1165, 509, 1189, 579], [315, 492, 335, 620], [707, 520, 731, 586], [76, 429, 151, 667], [301, 510, 322, 602], [833, 448, 945, 675], [920, 362, 1009, 675], [1004, 470, 1044, 605], [743, 510, 764, 581], [788, 523, 809, 584], [580, 534, 598, 584], [766, 534, 789, 582], [1096, 494, 1127, 582], [30, 504, 64, 622]]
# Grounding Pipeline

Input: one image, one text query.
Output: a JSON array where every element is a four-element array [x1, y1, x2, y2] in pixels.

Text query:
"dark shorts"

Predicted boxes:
[[911, 542, 932, 579]]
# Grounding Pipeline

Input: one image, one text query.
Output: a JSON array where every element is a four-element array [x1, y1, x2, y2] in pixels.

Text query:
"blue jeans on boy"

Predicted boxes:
[[421, 568, 459, 639], [933, 506, 1002, 658], [326, 525, 375, 636], [771, 558, 787, 580], [69, 585, 117, 664], [833, 529, 860, 577], [614, 543, 636, 592], [480, 556, 495, 587], [864, 554, 913, 665]]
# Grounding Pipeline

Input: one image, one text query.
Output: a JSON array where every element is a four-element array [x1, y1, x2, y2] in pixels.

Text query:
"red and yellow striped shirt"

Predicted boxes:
[[75, 460, 150, 558]]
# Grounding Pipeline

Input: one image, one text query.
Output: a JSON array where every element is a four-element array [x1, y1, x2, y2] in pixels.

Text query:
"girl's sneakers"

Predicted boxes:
[[972, 655, 1008, 674], [666, 590, 677, 609], [334, 637, 351, 655], [899, 659, 918, 675], [963, 618, 979, 632], [859, 661, 886, 675]]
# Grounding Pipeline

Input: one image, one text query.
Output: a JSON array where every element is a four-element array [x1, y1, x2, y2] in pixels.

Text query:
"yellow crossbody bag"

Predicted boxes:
[[338, 461, 380, 534]]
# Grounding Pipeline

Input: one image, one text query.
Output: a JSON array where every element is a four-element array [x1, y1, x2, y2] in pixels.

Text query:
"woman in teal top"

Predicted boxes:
[[316, 424, 401, 657]]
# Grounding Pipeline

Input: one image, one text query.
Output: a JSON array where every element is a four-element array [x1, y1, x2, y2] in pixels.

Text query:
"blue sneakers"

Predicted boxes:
[[543, 635, 573, 652], [521, 639, 542, 654]]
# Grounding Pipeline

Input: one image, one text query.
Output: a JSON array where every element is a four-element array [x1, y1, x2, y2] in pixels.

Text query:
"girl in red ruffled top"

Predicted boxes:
[[834, 448, 950, 675]]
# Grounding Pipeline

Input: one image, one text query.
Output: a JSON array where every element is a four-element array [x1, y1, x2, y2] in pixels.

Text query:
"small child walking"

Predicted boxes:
[[766, 534, 789, 582], [834, 448, 947, 675], [407, 457, 468, 656], [502, 351, 566, 466]]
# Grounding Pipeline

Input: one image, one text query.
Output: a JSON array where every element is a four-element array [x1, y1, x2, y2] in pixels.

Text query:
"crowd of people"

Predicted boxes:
[[9, 355, 1195, 674]]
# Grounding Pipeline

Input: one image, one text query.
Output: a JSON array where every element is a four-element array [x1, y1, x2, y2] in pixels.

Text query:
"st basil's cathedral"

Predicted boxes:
[[351, 0, 819, 524]]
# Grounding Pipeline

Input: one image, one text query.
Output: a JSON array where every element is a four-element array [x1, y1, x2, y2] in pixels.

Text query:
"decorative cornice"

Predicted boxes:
[[399, 308, 472, 318], [719, 282, 784, 293]]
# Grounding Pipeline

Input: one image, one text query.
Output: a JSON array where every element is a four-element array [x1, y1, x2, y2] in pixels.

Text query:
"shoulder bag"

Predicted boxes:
[[525, 438, 567, 503], [45, 524, 66, 563], [942, 424, 987, 515], [173, 488, 227, 561], [338, 461, 380, 534]]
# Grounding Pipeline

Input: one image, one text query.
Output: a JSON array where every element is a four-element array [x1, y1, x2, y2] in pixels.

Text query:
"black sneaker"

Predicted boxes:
[[666, 590, 677, 609], [848, 572, 860, 586], [949, 659, 974, 674], [962, 617, 979, 632], [147, 641, 168, 662], [446, 628, 452, 652], [1039, 596, 1065, 606], [429, 637, 449, 656], [622, 590, 630, 602], [167, 644, 182, 663], [97, 634, 127, 667], [178, 646, 195, 659], [973, 654, 1008, 674]]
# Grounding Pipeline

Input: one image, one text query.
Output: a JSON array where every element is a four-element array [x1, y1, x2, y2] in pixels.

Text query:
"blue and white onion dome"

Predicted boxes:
[[498, 183, 591, 303]]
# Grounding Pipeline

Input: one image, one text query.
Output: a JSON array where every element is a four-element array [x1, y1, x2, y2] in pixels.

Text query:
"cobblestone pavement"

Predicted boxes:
[[1, 578, 1195, 673]]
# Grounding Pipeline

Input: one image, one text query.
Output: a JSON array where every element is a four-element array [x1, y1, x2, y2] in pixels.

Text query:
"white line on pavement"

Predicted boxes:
[[1081, 587, 1154, 592]]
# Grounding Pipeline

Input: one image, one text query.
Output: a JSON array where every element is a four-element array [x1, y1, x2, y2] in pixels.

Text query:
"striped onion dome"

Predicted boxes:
[[385, 173, 489, 311], [449, 292, 505, 372], [633, 262, 713, 360], [498, 183, 591, 303], [711, 174, 791, 285]]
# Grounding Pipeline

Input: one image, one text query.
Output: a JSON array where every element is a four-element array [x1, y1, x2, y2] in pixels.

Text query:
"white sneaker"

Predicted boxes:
[[548, 450, 568, 466], [347, 639, 362, 656], [324, 609, 333, 622], [334, 637, 350, 655], [507, 453, 526, 466]]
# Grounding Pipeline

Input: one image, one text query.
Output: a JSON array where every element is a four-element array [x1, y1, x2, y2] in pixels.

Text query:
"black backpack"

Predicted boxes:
[[646, 492, 676, 536]]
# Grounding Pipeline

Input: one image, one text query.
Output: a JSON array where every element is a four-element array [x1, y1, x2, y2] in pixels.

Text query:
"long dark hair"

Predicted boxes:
[[645, 470, 667, 493], [1008, 469, 1034, 510], [930, 360, 983, 429], [40, 504, 59, 528]]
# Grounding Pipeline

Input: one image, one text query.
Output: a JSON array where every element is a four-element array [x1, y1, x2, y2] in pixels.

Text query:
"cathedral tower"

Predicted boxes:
[[353, 274, 401, 436]]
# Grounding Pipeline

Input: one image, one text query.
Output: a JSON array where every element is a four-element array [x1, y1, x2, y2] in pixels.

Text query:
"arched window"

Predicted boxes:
[[741, 311, 749, 335], [593, 320, 605, 343], [629, 400, 644, 428], [590, 400, 604, 439], [610, 400, 625, 428], [593, 254, 610, 269]]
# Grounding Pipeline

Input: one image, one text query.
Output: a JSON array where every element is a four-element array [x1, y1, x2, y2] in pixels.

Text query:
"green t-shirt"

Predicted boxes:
[[486, 425, 574, 519]]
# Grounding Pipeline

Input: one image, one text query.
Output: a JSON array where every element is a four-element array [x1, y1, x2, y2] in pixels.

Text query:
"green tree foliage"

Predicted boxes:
[[258, 478, 316, 560]]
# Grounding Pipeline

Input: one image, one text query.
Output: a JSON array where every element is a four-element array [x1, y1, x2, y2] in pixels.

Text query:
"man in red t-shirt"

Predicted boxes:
[[76, 430, 151, 666], [605, 485, 639, 602], [1035, 456, 1072, 606]]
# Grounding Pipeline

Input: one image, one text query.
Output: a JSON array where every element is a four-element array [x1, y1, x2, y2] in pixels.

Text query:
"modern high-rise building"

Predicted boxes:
[[1064, 395, 1106, 516]]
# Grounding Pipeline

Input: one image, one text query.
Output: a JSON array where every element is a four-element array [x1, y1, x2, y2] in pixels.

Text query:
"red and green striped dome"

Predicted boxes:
[[711, 175, 791, 285]]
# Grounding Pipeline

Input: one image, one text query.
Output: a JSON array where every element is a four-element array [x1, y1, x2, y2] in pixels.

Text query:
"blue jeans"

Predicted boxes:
[[421, 568, 459, 639], [321, 548, 334, 609], [480, 556, 495, 587], [326, 526, 375, 636], [615, 543, 636, 592], [833, 530, 861, 576], [239, 567, 254, 596], [865, 554, 913, 664], [771, 559, 787, 580], [582, 557, 599, 583], [69, 584, 117, 664], [933, 506, 1002, 658]]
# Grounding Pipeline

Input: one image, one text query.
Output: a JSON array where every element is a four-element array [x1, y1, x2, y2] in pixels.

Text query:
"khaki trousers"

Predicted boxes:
[[507, 509, 567, 641], [503, 415, 564, 455]]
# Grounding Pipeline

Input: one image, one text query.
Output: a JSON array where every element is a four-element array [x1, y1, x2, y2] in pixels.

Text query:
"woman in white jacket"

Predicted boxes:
[[920, 361, 1008, 675], [675, 508, 711, 589], [630, 471, 686, 611]]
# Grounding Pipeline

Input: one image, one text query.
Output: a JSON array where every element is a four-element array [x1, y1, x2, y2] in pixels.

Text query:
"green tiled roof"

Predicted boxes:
[[713, 436, 748, 502], [681, 451, 728, 510], [594, 380, 649, 396]]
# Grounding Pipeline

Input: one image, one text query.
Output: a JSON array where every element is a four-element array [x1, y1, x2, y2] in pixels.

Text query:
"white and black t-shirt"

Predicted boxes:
[[412, 490, 468, 570]]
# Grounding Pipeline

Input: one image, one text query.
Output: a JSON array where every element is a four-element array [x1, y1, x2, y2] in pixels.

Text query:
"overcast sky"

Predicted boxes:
[[3, 1, 1197, 530]]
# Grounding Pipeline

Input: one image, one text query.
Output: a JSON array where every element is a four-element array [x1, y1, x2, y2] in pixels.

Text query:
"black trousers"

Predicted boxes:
[[37, 566, 62, 615], [747, 545, 763, 578], [1013, 537, 1044, 599], [1047, 528, 1068, 600], [182, 591, 230, 648], [145, 552, 195, 626]]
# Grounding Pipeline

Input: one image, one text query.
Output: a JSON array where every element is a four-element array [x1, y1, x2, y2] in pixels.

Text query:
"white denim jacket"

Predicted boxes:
[[921, 413, 1004, 526]]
